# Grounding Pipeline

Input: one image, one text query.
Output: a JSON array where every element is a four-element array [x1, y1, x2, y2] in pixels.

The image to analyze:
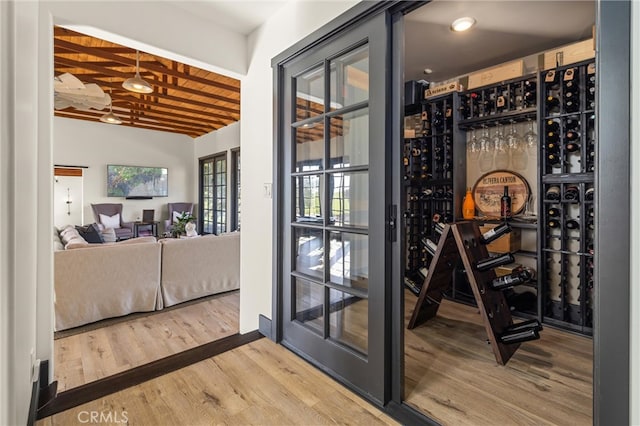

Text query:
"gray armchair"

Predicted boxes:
[[164, 202, 194, 234], [91, 203, 134, 241]]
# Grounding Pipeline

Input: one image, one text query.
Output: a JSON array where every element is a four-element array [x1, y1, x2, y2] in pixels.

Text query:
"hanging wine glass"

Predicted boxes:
[[523, 119, 538, 155], [478, 126, 494, 172], [467, 128, 480, 162], [508, 121, 528, 170], [493, 124, 510, 169]]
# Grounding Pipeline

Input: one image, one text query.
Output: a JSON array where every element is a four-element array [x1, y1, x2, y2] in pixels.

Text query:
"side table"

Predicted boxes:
[[133, 221, 159, 238]]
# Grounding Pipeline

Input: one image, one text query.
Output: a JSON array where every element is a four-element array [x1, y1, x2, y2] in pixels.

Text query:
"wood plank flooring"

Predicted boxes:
[[54, 291, 239, 391], [38, 338, 398, 426], [404, 290, 593, 425]]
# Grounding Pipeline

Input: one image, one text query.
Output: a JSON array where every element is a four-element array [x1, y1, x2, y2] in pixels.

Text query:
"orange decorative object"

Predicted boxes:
[[462, 188, 476, 219]]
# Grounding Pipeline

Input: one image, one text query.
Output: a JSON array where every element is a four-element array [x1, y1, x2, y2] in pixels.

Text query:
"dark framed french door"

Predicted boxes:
[[199, 153, 227, 235], [274, 12, 391, 403]]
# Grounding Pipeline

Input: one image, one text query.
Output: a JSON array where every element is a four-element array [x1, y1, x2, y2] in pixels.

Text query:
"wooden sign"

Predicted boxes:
[[472, 170, 530, 217], [542, 38, 595, 70], [424, 81, 461, 99], [467, 60, 523, 90]]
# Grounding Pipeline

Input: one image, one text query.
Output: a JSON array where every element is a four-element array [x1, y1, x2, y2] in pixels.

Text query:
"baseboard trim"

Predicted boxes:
[[258, 314, 272, 340], [38, 330, 263, 419]]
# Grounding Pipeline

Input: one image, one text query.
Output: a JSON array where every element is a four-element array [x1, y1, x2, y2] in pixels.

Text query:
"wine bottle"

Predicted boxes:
[[462, 188, 475, 219], [546, 131, 560, 142], [500, 327, 540, 344], [434, 222, 445, 235], [564, 185, 580, 201], [566, 219, 580, 230], [565, 131, 580, 141], [546, 186, 561, 200], [404, 277, 421, 296], [546, 96, 560, 110], [489, 268, 534, 290], [565, 142, 581, 153], [564, 99, 580, 113], [475, 252, 515, 272], [547, 218, 560, 229], [421, 237, 438, 256], [504, 319, 543, 333], [547, 207, 561, 217], [564, 117, 580, 130], [500, 186, 512, 220], [547, 153, 562, 167], [523, 91, 536, 106], [585, 187, 594, 201], [479, 223, 512, 244], [546, 120, 560, 132]]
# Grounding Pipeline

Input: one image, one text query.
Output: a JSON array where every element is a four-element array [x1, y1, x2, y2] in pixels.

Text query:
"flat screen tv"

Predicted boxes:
[[107, 165, 168, 197]]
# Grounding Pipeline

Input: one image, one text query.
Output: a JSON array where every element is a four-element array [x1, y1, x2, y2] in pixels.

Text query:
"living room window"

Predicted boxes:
[[231, 149, 241, 231], [200, 153, 227, 234]]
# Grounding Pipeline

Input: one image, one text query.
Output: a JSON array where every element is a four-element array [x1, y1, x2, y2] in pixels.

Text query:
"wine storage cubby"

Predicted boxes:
[[402, 62, 595, 337], [454, 74, 539, 314], [539, 60, 595, 334], [403, 93, 465, 295]]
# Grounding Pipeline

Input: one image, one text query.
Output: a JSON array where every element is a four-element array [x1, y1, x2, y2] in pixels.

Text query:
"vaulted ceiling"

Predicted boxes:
[[53, 26, 241, 138]]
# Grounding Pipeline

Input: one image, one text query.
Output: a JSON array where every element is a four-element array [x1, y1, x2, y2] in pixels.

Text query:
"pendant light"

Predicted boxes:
[[100, 88, 122, 125], [122, 50, 153, 94]]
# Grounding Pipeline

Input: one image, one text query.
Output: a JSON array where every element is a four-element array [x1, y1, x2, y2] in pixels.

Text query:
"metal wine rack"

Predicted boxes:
[[539, 60, 596, 335], [402, 93, 465, 295]]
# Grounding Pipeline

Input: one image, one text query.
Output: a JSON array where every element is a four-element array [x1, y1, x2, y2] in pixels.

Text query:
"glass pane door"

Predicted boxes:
[[278, 13, 389, 403]]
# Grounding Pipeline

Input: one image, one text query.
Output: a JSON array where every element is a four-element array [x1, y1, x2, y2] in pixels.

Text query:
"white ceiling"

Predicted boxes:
[[405, 0, 596, 83], [170, 0, 288, 35]]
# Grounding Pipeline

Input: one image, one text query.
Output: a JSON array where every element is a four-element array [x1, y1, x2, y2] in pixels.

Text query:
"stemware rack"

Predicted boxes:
[[403, 60, 596, 336]]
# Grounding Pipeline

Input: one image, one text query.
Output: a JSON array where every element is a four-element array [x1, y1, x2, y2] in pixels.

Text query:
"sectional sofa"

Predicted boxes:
[[53, 226, 240, 331]]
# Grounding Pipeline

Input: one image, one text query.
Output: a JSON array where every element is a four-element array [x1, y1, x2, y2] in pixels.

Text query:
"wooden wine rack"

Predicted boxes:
[[408, 222, 536, 366]]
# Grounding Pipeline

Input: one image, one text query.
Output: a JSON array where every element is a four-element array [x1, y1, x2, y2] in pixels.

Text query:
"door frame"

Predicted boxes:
[[271, 1, 632, 423]]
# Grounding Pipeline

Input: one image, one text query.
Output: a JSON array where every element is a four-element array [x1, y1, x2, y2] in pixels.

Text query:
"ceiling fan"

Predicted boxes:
[[54, 72, 111, 111]]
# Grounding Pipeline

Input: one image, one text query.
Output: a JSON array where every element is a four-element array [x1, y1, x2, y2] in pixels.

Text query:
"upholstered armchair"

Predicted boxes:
[[91, 203, 134, 241], [164, 202, 194, 234]]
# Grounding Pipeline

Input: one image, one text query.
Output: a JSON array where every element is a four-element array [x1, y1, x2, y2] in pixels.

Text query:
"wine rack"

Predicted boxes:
[[402, 93, 465, 295], [453, 75, 539, 312], [458, 74, 538, 127], [539, 60, 595, 335]]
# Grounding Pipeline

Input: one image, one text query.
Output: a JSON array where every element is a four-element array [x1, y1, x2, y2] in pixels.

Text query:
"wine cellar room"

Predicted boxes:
[[400, 1, 596, 424]]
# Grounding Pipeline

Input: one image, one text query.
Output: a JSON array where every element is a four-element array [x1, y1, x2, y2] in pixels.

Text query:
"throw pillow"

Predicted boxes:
[[101, 227, 117, 243], [172, 211, 186, 224], [99, 213, 121, 229], [76, 223, 104, 244]]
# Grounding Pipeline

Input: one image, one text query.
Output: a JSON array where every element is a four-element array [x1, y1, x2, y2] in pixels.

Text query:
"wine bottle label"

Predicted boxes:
[[545, 70, 556, 83], [563, 68, 575, 81]]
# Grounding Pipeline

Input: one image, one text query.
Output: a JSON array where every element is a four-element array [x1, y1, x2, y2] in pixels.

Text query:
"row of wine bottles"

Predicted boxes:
[[544, 65, 596, 115], [458, 78, 537, 120], [418, 101, 454, 136], [544, 185, 594, 202], [403, 136, 453, 182]]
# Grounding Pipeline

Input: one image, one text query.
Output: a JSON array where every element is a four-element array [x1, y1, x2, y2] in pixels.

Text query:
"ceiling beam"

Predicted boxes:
[[55, 56, 240, 108], [54, 37, 239, 93]]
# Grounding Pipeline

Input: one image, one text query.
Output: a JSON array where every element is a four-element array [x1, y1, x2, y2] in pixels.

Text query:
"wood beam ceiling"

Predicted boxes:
[[53, 26, 240, 138]]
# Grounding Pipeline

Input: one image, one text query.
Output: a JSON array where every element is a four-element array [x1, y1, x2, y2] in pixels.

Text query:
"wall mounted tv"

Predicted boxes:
[[107, 165, 168, 198]]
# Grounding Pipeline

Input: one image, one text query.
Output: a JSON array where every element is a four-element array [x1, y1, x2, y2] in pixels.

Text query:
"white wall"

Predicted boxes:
[[54, 117, 194, 230], [194, 121, 241, 220], [630, 3, 639, 424], [239, 0, 358, 333], [44, 1, 246, 78], [0, 2, 44, 424]]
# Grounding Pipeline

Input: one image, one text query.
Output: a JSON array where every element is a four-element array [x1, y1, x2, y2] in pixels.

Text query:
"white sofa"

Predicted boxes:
[[53, 227, 240, 330], [54, 236, 162, 331], [159, 233, 240, 307]]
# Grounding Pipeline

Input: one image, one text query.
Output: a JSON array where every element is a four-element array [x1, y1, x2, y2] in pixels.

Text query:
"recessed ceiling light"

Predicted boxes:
[[450, 17, 476, 32], [423, 68, 433, 75]]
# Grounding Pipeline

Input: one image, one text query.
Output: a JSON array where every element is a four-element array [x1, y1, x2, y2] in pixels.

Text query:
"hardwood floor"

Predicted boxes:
[[54, 291, 239, 391], [404, 290, 593, 425], [38, 338, 398, 426]]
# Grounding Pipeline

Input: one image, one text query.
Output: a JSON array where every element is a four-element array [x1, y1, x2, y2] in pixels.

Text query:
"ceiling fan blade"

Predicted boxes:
[[54, 72, 84, 91]]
